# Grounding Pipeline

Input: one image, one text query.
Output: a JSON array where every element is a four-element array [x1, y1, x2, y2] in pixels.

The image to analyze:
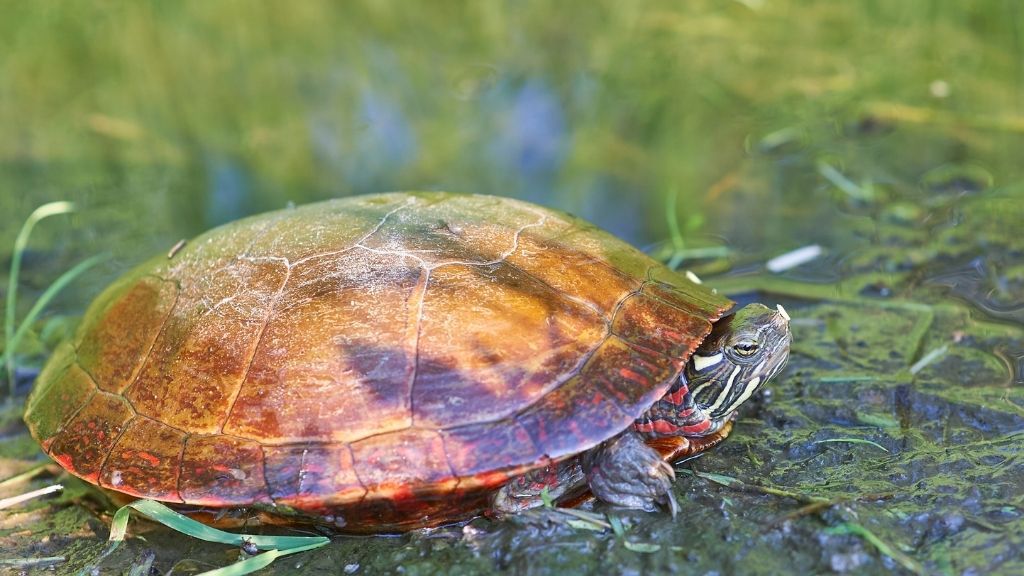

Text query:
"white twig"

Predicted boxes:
[[0, 484, 63, 510], [766, 245, 823, 273]]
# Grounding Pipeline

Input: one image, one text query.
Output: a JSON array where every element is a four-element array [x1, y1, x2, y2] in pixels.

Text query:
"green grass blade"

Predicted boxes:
[[0, 557, 65, 569], [689, 471, 740, 487], [196, 542, 329, 576], [824, 522, 923, 575], [540, 486, 553, 508], [608, 514, 626, 538], [85, 499, 330, 576], [813, 438, 890, 452], [4, 201, 76, 399], [7, 253, 109, 368], [623, 541, 661, 553], [119, 500, 330, 549]]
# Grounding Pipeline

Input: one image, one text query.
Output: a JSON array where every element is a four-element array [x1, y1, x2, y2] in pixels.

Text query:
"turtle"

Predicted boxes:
[[24, 192, 791, 533]]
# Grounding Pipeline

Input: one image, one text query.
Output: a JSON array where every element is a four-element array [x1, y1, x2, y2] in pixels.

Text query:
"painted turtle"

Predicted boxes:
[[24, 192, 791, 532]]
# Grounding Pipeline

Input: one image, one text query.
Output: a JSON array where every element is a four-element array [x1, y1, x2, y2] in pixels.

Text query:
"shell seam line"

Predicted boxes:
[[501, 258, 606, 320], [175, 435, 192, 504], [348, 443, 372, 506], [407, 267, 431, 427], [95, 413, 138, 490], [42, 372, 98, 456], [352, 209, 548, 272], [119, 277, 181, 408], [499, 276, 653, 467], [172, 432, 190, 503], [218, 264, 292, 433], [259, 445, 280, 508], [286, 196, 413, 267], [502, 276, 650, 427]]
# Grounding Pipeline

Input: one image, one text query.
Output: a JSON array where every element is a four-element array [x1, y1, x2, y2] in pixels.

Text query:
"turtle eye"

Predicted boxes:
[[733, 341, 759, 357]]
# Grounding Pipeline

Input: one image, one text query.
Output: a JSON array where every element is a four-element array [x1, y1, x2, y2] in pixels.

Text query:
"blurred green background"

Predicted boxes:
[[2, 1, 1021, 270]]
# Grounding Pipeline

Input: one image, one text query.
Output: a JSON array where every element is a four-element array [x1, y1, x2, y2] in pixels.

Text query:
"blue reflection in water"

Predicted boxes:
[[488, 79, 567, 203], [306, 84, 419, 192], [357, 89, 417, 169], [577, 176, 647, 245], [341, 90, 419, 190], [205, 156, 251, 226]]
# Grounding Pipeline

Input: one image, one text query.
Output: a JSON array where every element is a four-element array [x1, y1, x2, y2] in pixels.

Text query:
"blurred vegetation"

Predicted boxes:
[[1, 1, 1021, 242]]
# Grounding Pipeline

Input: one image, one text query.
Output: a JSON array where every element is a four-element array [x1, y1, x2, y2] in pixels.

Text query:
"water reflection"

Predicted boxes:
[[927, 256, 1024, 325], [205, 156, 252, 227]]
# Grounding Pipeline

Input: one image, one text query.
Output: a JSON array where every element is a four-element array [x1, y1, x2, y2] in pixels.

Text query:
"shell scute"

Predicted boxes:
[[351, 429, 456, 495], [47, 390, 136, 482], [99, 416, 186, 501], [76, 275, 178, 394], [263, 443, 366, 510], [612, 293, 715, 359], [580, 336, 677, 413], [504, 219, 642, 316], [514, 374, 632, 462], [22, 343, 93, 449], [411, 263, 605, 428], [179, 435, 270, 506], [643, 267, 733, 316], [222, 250, 421, 444], [441, 419, 542, 480], [125, 256, 289, 434], [360, 193, 545, 266]]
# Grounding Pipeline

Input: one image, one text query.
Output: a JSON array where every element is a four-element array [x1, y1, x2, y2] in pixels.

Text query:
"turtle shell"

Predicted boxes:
[[24, 192, 731, 532]]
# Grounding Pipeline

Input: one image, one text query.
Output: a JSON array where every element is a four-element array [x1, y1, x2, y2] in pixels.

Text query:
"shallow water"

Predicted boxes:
[[2, 2, 1024, 575]]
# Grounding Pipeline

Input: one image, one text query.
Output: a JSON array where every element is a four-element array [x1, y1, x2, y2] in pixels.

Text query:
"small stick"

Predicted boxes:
[[167, 239, 187, 259], [0, 556, 66, 569], [770, 492, 896, 526], [0, 484, 63, 510]]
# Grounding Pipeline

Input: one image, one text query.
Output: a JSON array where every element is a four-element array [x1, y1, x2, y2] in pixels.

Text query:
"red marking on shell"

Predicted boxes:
[[516, 375, 632, 461], [133, 451, 161, 466], [618, 367, 649, 385], [47, 391, 135, 483], [52, 451, 75, 472], [583, 337, 674, 415], [99, 416, 186, 502]]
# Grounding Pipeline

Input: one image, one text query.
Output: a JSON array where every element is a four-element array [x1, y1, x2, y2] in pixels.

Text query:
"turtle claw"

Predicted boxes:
[[664, 486, 679, 518]]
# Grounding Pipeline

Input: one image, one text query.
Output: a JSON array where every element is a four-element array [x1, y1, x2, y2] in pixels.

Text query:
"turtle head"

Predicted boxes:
[[686, 303, 792, 425]]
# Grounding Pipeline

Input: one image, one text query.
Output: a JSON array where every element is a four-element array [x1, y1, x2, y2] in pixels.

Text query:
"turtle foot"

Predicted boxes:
[[582, 430, 679, 516]]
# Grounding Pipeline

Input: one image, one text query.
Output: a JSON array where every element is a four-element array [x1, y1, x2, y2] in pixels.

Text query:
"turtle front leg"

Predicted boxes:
[[581, 430, 679, 516], [492, 460, 586, 514]]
